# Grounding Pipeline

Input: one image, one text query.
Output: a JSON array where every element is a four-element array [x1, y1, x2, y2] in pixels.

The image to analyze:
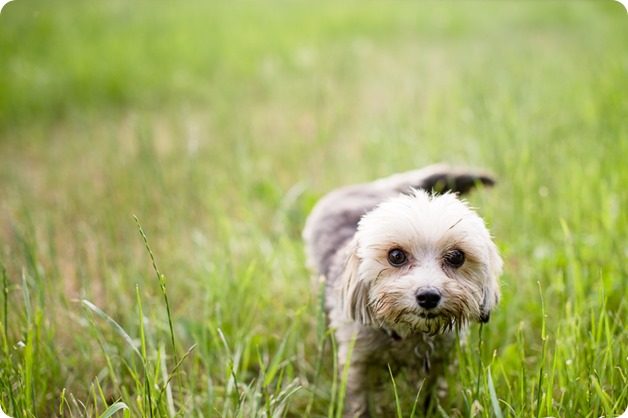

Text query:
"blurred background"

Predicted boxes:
[[0, 0, 626, 416]]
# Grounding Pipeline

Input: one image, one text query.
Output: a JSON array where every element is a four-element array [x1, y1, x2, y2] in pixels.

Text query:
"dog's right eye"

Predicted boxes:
[[444, 249, 465, 268], [387, 249, 407, 267]]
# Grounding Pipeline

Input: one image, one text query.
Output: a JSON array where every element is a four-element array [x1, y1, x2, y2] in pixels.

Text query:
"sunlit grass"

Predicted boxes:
[[0, 0, 627, 416]]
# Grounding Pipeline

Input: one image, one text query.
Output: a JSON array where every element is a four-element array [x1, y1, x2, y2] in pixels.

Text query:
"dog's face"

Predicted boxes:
[[340, 190, 502, 337]]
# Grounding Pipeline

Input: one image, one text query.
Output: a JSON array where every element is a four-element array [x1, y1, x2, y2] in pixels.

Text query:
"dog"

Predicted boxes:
[[303, 164, 503, 417]]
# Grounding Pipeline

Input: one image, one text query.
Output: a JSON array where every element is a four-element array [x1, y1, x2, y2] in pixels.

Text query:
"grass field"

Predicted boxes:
[[1, 0, 627, 416]]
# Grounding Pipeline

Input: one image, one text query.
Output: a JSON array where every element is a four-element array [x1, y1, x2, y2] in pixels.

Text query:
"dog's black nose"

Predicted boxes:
[[416, 288, 441, 310]]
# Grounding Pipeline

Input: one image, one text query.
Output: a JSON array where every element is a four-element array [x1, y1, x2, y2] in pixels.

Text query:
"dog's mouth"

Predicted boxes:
[[378, 310, 465, 338], [418, 312, 444, 320], [410, 309, 468, 335], [416, 307, 460, 322]]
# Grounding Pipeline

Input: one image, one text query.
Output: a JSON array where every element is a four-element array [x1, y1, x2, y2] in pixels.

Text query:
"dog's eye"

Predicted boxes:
[[387, 249, 407, 267], [444, 249, 465, 268]]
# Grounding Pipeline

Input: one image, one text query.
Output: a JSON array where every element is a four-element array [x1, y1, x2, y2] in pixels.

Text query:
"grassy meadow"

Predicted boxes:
[[1, 0, 627, 416]]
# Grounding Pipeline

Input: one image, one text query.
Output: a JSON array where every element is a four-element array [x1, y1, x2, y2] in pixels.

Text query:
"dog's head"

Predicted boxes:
[[340, 189, 502, 336]]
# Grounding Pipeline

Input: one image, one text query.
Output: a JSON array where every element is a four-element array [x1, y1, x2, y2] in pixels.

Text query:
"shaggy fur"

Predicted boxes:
[[303, 164, 503, 417]]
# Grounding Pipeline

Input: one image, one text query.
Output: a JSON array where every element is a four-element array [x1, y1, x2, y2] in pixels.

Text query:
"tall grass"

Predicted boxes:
[[0, 0, 627, 416]]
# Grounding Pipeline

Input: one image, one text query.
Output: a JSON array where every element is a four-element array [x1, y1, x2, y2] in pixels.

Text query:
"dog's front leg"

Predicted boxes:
[[341, 360, 372, 418]]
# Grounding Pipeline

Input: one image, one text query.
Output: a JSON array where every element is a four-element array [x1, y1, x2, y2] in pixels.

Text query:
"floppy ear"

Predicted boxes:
[[339, 243, 374, 325], [479, 241, 503, 323]]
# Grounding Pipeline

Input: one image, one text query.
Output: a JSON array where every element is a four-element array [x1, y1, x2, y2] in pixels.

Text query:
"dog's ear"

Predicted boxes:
[[479, 241, 503, 323], [339, 243, 374, 325]]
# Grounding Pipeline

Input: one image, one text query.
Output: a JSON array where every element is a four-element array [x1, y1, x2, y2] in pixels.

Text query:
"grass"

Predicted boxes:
[[1, 0, 627, 416]]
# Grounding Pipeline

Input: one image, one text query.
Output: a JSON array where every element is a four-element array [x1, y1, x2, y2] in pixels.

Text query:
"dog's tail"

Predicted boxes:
[[372, 163, 495, 196], [302, 164, 496, 278]]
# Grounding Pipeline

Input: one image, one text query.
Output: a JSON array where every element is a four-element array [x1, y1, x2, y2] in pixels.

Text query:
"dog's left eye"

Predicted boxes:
[[387, 249, 407, 267], [444, 249, 465, 268]]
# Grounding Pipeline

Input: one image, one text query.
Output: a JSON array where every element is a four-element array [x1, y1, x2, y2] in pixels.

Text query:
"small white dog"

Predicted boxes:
[[303, 165, 503, 417]]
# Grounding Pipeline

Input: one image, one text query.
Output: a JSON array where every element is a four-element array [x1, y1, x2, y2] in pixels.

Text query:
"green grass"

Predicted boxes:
[[1, 0, 627, 416]]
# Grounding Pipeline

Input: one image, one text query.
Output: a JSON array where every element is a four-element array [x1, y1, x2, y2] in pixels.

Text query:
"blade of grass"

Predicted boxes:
[[305, 278, 330, 417], [159, 344, 175, 417], [135, 285, 154, 418], [387, 364, 403, 418], [334, 331, 358, 418], [21, 269, 34, 413], [159, 343, 197, 401], [535, 281, 548, 418], [263, 316, 297, 387], [1, 264, 7, 343], [134, 215, 182, 413], [134, 216, 178, 357], [81, 300, 141, 359], [487, 366, 504, 418], [99, 402, 129, 418], [408, 382, 423, 418], [59, 388, 66, 418], [0, 263, 15, 414], [327, 333, 339, 418], [217, 327, 242, 413]]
